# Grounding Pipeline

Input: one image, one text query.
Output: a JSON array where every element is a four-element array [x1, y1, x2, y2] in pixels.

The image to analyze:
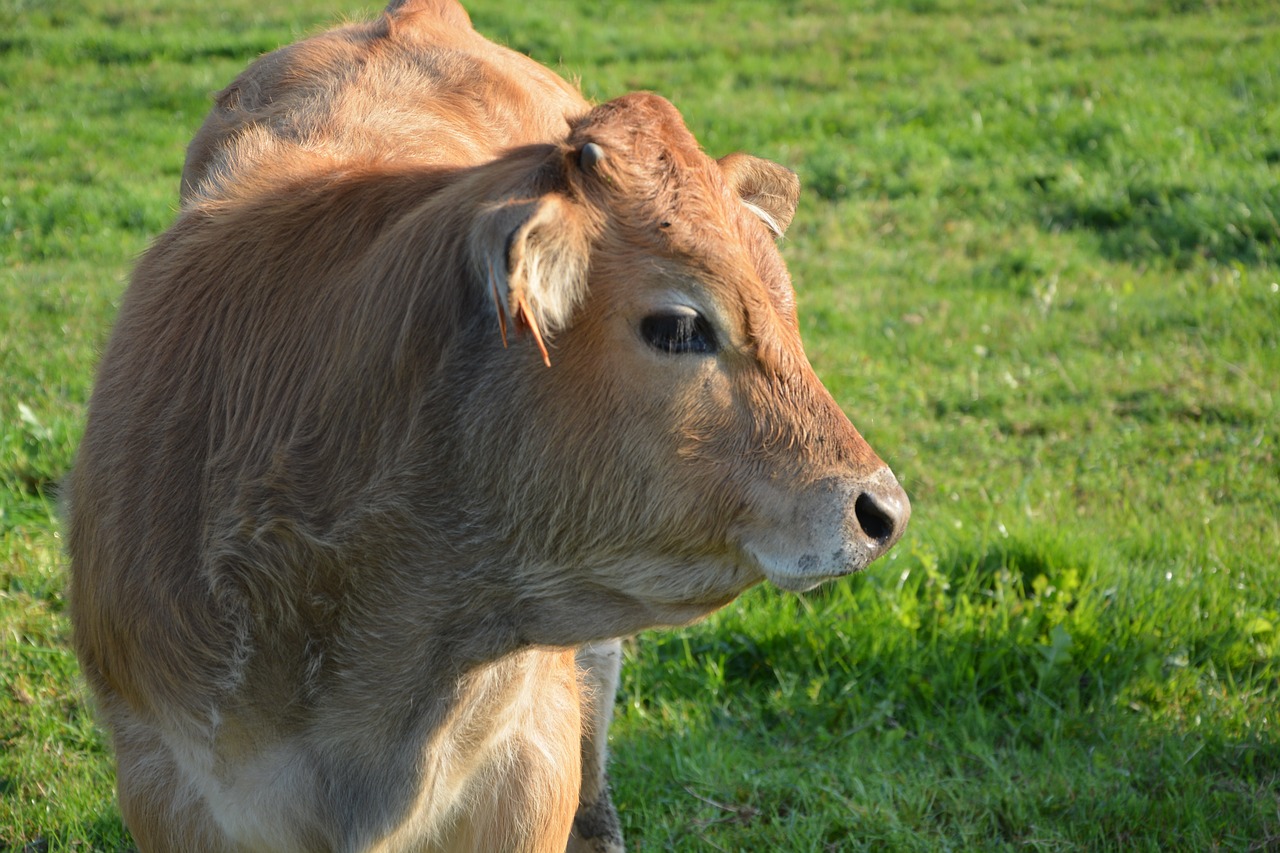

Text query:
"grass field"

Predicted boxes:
[[3, 0, 1278, 849]]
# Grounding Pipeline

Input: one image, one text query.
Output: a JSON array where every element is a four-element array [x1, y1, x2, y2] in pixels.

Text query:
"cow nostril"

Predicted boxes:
[[854, 491, 897, 544]]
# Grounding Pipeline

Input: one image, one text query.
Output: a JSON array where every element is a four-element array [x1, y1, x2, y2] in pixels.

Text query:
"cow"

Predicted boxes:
[[65, 1, 910, 851]]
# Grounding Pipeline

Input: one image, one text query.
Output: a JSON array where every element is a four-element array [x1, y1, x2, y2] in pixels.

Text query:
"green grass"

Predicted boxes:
[[3, 0, 1278, 849]]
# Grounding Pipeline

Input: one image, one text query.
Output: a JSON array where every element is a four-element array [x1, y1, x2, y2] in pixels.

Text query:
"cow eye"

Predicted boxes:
[[640, 309, 717, 355]]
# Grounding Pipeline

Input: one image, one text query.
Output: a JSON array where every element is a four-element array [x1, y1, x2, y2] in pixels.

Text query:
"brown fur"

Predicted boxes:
[[68, 2, 909, 851]]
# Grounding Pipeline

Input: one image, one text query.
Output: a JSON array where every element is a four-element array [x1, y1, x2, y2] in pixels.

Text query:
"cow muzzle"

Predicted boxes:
[[740, 467, 911, 593]]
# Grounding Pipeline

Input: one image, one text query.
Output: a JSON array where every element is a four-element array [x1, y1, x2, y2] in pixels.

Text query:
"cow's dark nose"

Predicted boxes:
[[854, 472, 910, 555]]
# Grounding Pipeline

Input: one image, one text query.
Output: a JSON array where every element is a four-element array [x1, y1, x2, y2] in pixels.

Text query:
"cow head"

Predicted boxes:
[[463, 93, 909, 638]]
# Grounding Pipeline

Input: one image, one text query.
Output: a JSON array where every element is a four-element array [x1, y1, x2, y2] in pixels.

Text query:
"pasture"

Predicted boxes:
[[2, 0, 1278, 849]]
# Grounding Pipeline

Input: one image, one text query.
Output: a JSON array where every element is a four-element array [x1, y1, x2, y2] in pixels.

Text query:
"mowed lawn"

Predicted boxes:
[[3, 0, 1278, 849]]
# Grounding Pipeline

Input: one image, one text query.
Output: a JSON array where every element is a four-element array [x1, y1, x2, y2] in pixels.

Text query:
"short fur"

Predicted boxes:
[[68, 2, 909, 850]]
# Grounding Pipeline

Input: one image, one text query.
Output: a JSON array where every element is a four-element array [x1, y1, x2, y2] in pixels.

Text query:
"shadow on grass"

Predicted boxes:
[[1042, 181, 1280, 268], [611, 533, 1280, 847]]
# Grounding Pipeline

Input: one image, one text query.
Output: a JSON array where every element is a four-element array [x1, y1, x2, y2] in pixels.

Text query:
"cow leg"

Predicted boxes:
[[567, 639, 625, 853], [111, 715, 238, 853]]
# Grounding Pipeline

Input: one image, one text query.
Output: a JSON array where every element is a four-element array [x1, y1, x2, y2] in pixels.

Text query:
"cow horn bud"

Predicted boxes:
[[579, 142, 606, 172]]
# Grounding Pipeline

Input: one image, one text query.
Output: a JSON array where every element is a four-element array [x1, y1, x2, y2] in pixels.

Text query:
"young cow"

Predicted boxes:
[[67, 1, 910, 851]]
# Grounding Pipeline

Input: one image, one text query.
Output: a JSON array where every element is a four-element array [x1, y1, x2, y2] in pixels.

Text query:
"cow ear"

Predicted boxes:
[[718, 153, 801, 237], [471, 195, 589, 366]]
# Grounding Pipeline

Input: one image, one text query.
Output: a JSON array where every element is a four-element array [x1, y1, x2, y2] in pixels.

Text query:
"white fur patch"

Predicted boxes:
[[743, 200, 783, 238]]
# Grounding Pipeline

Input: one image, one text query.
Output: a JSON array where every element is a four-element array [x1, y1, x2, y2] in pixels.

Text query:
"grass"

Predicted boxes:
[[3, 0, 1278, 849]]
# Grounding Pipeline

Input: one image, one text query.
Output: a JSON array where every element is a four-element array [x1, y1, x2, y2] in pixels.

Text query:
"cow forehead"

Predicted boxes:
[[562, 94, 800, 325], [582, 195, 800, 355], [569, 94, 723, 224], [640, 166, 799, 326]]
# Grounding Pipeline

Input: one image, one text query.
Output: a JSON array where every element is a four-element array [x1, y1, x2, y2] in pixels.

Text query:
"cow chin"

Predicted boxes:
[[618, 555, 761, 623], [744, 541, 872, 594]]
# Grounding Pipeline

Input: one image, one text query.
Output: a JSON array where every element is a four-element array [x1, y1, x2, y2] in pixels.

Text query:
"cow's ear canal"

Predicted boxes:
[[640, 308, 717, 356], [470, 194, 590, 367]]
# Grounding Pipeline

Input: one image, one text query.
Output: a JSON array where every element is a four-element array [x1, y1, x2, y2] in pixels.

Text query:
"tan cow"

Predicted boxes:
[[66, 2, 910, 851]]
